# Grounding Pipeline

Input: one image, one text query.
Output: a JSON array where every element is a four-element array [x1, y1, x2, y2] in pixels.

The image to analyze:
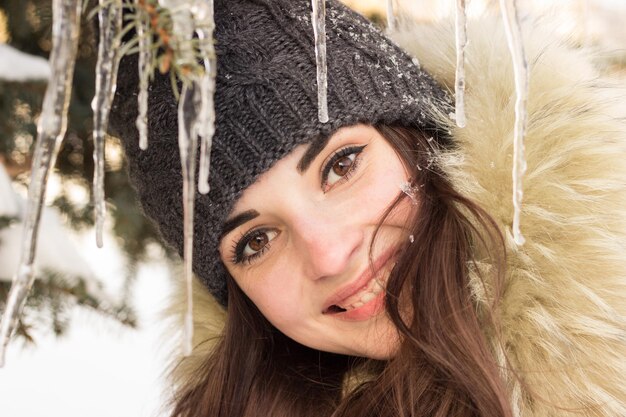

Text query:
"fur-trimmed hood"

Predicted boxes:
[[394, 19, 626, 416], [168, 18, 626, 417]]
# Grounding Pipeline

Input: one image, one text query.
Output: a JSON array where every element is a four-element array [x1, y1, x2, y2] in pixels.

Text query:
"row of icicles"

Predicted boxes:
[[0, 0, 529, 366]]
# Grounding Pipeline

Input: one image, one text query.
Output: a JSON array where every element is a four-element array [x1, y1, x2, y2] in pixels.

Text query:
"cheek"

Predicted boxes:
[[236, 264, 307, 329], [358, 156, 410, 218]]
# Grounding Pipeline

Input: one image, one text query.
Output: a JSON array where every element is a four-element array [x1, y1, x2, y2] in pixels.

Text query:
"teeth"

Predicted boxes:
[[361, 292, 376, 303], [336, 276, 387, 310], [329, 254, 398, 313]]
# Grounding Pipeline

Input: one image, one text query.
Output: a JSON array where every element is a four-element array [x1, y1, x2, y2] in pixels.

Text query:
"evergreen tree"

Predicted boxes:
[[0, 0, 171, 343]]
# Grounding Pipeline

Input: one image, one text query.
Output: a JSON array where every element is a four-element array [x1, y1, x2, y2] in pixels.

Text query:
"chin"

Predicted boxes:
[[344, 318, 401, 360], [362, 337, 400, 360]]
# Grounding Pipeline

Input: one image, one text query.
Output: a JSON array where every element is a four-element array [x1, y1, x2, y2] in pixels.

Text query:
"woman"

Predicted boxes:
[[108, 1, 626, 416]]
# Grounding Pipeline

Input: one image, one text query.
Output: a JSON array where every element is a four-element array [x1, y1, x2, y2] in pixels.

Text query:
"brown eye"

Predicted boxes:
[[333, 156, 354, 177], [241, 229, 279, 260], [326, 153, 357, 186], [321, 145, 366, 190], [249, 233, 269, 251]]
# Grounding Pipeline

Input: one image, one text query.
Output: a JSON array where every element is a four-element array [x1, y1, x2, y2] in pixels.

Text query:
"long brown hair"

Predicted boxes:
[[169, 124, 513, 417]]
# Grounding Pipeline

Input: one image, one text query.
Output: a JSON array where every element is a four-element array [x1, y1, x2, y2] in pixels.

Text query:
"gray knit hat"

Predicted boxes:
[[109, 0, 450, 306]]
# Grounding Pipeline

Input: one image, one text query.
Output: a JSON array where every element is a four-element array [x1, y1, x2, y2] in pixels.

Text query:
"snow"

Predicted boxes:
[[0, 161, 21, 218], [0, 165, 173, 416], [0, 44, 51, 82], [0, 254, 172, 417], [0, 164, 110, 304]]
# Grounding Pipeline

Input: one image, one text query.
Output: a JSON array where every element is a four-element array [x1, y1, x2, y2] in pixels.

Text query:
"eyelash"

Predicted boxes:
[[231, 228, 276, 265], [231, 144, 367, 265], [321, 145, 366, 191]]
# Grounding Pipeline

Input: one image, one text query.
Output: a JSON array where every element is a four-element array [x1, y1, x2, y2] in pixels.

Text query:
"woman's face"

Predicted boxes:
[[219, 124, 414, 359]]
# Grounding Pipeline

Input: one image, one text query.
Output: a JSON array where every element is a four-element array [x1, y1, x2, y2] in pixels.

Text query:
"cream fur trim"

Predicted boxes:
[[163, 277, 225, 392], [393, 19, 626, 417]]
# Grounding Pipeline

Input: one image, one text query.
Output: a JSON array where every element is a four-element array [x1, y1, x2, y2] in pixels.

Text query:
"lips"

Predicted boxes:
[[322, 245, 398, 318]]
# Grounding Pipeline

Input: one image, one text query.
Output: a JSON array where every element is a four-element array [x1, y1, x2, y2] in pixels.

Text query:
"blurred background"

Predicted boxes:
[[0, 0, 624, 416]]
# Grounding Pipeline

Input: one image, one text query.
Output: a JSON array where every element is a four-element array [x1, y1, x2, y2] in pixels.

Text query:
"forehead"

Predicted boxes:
[[224, 123, 378, 221], [228, 141, 309, 214]]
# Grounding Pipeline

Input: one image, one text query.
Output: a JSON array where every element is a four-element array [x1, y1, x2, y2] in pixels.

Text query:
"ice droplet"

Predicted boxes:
[[92, 0, 123, 248], [400, 181, 419, 205], [499, 0, 528, 246], [0, 0, 82, 367], [454, 0, 467, 128], [311, 0, 329, 123]]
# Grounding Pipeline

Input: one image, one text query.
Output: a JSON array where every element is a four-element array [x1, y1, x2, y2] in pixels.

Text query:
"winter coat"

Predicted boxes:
[[168, 18, 626, 417]]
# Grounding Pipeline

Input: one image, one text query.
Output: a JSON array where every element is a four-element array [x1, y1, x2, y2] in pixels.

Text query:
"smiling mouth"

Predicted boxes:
[[322, 247, 398, 321], [322, 246, 398, 317], [323, 274, 386, 314]]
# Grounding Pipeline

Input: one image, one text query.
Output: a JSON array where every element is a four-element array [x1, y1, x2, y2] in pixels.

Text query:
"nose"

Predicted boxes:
[[289, 207, 364, 280]]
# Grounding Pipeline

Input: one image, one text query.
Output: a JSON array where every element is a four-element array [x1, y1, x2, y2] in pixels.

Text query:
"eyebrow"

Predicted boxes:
[[220, 209, 259, 238], [297, 135, 332, 173], [221, 135, 333, 238]]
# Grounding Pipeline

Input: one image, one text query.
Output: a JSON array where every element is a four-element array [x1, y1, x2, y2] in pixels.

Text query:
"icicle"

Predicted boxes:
[[386, 0, 399, 33], [92, 0, 123, 248], [178, 82, 200, 356], [454, 0, 467, 128], [311, 0, 329, 123], [158, 0, 200, 356], [136, 2, 152, 151], [192, 0, 217, 195], [0, 0, 82, 367], [499, 0, 528, 246]]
